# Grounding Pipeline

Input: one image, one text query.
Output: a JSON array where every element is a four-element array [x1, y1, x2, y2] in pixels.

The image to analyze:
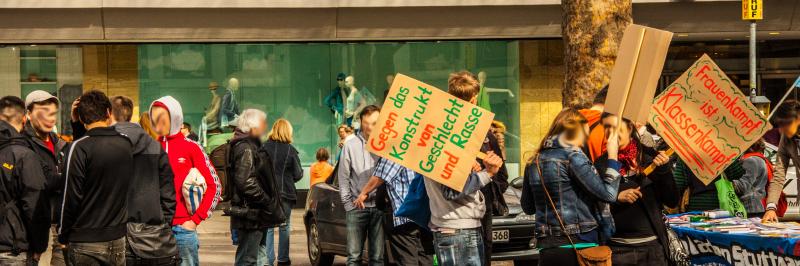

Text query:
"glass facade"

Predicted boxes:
[[0, 41, 521, 189]]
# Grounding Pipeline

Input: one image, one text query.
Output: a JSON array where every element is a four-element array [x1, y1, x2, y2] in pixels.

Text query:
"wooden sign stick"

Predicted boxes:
[[643, 148, 675, 175]]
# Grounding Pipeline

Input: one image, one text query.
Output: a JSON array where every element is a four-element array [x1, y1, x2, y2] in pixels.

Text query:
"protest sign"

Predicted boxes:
[[649, 54, 771, 184], [367, 74, 495, 191], [606, 24, 673, 123]]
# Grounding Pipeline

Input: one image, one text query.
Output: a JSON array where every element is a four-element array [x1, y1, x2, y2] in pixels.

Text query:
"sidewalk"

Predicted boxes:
[[197, 209, 512, 266], [197, 209, 347, 266]]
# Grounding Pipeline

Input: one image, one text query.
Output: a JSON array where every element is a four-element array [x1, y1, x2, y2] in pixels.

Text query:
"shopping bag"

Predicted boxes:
[[395, 173, 431, 230], [715, 174, 747, 218]]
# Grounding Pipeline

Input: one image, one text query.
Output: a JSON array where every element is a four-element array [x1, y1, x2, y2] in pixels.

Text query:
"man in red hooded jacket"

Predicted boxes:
[[150, 96, 220, 266]]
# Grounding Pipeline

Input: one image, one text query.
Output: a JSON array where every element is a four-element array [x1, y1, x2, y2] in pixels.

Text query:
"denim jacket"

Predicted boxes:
[[525, 136, 621, 239]]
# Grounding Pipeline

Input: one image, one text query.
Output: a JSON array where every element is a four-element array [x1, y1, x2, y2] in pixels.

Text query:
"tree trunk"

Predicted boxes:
[[562, 0, 633, 108]]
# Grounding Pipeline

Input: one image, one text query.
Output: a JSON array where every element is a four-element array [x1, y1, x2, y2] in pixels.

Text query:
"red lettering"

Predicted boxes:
[[371, 112, 399, 151], [440, 150, 460, 180], [418, 124, 434, 147]]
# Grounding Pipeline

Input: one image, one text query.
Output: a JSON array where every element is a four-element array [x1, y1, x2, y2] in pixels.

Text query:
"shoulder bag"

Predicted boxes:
[[537, 157, 612, 266]]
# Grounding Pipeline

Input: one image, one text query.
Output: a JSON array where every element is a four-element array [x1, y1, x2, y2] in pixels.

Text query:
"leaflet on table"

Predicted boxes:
[[668, 212, 800, 237]]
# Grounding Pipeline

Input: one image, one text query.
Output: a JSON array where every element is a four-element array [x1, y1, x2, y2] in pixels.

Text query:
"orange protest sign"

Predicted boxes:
[[367, 74, 495, 191], [648, 54, 771, 184]]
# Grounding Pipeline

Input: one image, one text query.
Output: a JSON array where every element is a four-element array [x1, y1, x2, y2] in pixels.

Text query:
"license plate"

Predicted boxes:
[[492, 229, 510, 243]]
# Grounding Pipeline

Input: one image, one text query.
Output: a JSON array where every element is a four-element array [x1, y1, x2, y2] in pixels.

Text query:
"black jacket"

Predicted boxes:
[[22, 122, 65, 222], [262, 140, 303, 202], [479, 132, 509, 216], [0, 121, 50, 254], [59, 126, 133, 243], [73, 121, 176, 225], [601, 141, 679, 259], [229, 135, 282, 229]]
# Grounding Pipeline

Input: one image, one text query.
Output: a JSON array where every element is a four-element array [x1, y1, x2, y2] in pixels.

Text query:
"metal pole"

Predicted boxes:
[[750, 21, 758, 96]]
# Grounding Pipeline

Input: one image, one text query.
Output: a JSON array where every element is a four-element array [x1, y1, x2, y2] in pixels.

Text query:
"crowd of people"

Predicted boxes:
[[0, 68, 794, 266], [522, 86, 795, 266]]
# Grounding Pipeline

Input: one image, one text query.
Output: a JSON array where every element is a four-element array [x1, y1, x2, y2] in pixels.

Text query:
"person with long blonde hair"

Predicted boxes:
[[262, 118, 303, 266], [139, 112, 159, 140], [521, 108, 621, 266]]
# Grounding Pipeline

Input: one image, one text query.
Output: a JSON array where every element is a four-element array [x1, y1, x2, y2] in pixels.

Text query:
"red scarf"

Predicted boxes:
[[617, 141, 639, 176]]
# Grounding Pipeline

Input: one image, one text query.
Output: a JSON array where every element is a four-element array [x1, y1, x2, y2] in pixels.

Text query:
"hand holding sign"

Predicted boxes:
[[367, 74, 495, 191]]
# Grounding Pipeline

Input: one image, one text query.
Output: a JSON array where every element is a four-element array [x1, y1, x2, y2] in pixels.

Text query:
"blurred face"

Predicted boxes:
[[360, 111, 380, 138], [386, 75, 394, 85], [337, 79, 345, 88], [780, 118, 800, 136], [29, 103, 58, 134], [180, 126, 190, 136], [250, 119, 268, 138], [338, 128, 347, 139], [150, 106, 171, 137]]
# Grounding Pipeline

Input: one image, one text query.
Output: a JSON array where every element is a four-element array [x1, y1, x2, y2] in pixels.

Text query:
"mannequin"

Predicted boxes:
[[344, 75, 371, 128], [203, 81, 222, 133], [476, 71, 515, 111], [220, 77, 240, 127], [324, 73, 348, 125]]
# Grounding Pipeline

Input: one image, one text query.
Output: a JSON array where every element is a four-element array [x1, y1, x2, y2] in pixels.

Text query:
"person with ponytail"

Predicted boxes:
[[522, 108, 622, 266]]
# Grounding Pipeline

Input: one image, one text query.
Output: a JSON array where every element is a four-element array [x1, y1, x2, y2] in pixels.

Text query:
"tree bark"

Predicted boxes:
[[562, 0, 633, 108]]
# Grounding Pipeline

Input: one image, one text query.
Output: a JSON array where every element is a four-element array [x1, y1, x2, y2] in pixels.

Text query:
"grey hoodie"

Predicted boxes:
[[424, 170, 492, 230]]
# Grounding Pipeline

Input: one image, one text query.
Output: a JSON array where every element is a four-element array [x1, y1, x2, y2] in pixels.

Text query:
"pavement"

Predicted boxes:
[[197, 209, 514, 266]]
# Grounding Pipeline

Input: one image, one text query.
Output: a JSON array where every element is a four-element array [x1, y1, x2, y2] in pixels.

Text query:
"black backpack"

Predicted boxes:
[[210, 141, 232, 202]]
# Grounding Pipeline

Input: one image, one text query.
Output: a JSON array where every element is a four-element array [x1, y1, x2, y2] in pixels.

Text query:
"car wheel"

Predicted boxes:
[[514, 259, 537, 266], [308, 219, 334, 266]]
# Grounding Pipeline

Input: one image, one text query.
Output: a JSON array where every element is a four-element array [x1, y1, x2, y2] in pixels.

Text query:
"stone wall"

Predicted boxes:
[[519, 40, 564, 163]]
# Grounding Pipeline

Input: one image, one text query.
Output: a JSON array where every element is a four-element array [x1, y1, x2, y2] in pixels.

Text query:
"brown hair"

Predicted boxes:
[[359, 105, 381, 120], [447, 71, 481, 102], [139, 112, 158, 140], [338, 124, 354, 134], [111, 95, 134, 122], [531, 108, 588, 162], [316, 147, 330, 162], [268, 118, 293, 144]]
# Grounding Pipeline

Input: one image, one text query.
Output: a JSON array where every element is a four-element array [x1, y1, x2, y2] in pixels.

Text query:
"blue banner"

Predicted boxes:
[[671, 225, 800, 265]]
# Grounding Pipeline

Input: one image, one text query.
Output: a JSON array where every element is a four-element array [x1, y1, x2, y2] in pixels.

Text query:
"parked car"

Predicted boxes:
[[303, 164, 537, 266]]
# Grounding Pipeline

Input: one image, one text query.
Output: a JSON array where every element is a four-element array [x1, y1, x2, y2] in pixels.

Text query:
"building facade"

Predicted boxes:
[[0, 0, 798, 191]]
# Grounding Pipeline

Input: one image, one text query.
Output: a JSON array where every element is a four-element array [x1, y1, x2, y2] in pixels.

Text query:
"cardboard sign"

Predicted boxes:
[[742, 0, 763, 20], [648, 54, 771, 184], [606, 24, 673, 123], [367, 74, 495, 191]]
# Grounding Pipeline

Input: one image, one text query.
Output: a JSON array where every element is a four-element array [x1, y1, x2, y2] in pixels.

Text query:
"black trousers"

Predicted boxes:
[[389, 223, 434, 266], [609, 241, 667, 266], [538, 247, 579, 266]]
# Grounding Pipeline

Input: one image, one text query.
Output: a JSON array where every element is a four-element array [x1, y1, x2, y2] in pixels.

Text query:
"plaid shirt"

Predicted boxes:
[[372, 158, 415, 227]]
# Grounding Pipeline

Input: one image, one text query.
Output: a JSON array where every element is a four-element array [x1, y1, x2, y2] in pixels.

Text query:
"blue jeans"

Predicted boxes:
[[172, 225, 199, 266], [235, 229, 267, 266], [433, 228, 484, 266], [345, 208, 385, 266], [264, 200, 293, 265]]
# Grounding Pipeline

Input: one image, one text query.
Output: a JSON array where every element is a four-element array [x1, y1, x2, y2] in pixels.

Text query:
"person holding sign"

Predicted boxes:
[[523, 108, 621, 266], [601, 117, 678, 266], [337, 105, 385, 266], [422, 72, 505, 266]]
